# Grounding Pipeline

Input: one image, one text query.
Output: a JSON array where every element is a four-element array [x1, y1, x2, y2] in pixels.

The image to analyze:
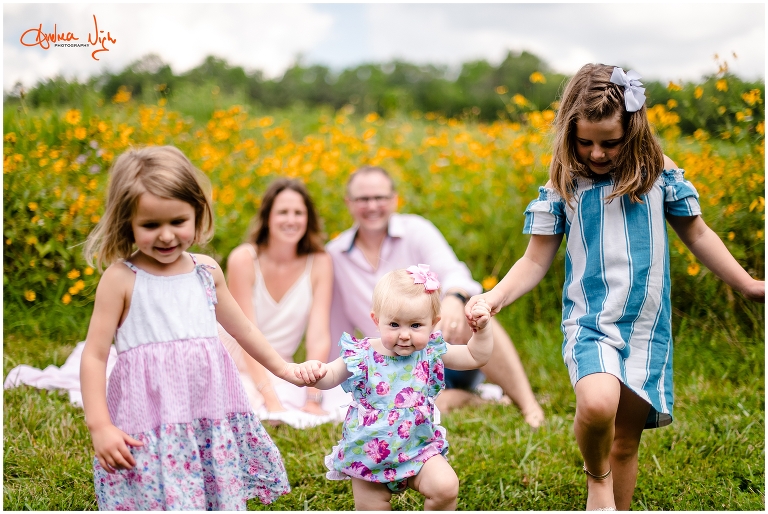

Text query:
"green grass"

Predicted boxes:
[[3, 309, 764, 510]]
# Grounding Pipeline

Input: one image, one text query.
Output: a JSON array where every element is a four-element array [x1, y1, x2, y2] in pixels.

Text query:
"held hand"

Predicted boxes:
[[439, 295, 473, 345], [465, 290, 503, 326], [90, 424, 144, 474], [285, 361, 327, 386], [469, 299, 491, 331]]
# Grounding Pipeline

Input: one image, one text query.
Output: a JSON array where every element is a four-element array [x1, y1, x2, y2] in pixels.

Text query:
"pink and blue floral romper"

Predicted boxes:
[[324, 331, 449, 492]]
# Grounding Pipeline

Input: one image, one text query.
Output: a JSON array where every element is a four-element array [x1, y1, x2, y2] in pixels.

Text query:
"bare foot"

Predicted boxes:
[[521, 403, 545, 430]]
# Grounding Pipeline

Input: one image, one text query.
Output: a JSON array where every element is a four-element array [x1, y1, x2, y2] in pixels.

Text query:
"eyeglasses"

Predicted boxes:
[[349, 194, 394, 206]]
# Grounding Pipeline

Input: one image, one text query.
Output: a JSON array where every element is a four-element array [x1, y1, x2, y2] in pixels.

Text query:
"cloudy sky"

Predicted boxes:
[[4, 3, 765, 92]]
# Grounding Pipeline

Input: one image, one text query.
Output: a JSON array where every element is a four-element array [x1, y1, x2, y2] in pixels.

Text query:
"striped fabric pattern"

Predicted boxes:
[[524, 169, 701, 429]]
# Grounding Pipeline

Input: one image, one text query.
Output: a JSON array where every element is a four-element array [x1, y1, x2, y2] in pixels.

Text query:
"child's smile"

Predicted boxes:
[[575, 114, 624, 175], [131, 192, 196, 267]]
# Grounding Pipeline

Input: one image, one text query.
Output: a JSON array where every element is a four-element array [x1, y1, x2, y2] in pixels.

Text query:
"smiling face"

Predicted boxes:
[[345, 170, 398, 234], [574, 113, 625, 175], [131, 192, 196, 267], [372, 295, 439, 357], [267, 188, 308, 246]]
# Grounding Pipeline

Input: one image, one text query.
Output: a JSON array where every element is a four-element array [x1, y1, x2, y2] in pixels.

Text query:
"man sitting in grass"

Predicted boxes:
[[326, 165, 545, 428]]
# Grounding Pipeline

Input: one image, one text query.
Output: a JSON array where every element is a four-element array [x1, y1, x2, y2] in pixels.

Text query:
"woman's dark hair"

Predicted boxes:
[[247, 178, 325, 254]]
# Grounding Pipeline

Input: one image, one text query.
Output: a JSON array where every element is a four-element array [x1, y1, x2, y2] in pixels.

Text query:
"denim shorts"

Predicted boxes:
[[443, 368, 485, 391]]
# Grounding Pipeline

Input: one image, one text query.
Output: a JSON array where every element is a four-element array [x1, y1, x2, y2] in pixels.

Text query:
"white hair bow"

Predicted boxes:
[[610, 67, 646, 113]]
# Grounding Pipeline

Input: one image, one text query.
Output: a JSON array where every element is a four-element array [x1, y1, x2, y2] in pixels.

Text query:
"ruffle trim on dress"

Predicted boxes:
[[94, 412, 290, 510]]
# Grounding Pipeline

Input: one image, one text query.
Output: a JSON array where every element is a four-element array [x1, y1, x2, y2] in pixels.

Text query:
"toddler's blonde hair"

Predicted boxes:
[[372, 269, 441, 322], [83, 146, 214, 270]]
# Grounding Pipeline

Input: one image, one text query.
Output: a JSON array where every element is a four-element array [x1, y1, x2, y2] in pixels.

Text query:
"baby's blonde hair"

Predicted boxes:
[[83, 146, 214, 270], [371, 269, 441, 322]]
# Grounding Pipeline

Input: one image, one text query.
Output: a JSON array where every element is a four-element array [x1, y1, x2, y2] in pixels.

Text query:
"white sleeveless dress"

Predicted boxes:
[[95, 256, 289, 510], [219, 245, 350, 428]]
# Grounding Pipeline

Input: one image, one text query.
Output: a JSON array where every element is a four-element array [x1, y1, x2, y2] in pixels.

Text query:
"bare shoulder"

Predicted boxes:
[[227, 244, 257, 276], [663, 154, 678, 170], [192, 253, 225, 281], [95, 261, 135, 298], [228, 243, 256, 265], [310, 252, 333, 281], [544, 180, 554, 188]]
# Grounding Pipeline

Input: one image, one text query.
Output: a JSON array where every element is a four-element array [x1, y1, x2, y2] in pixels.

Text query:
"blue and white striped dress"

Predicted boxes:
[[524, 169, 701, 429]]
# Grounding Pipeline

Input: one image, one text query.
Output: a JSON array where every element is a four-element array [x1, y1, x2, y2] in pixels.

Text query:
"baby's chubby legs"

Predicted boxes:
[[574, 373, 650, 511], [350, 455, 459, 511]]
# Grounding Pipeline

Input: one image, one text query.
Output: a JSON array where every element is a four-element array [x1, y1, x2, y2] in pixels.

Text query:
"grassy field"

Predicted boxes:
[[3, 75, 764, 509], [3, 308, 764, 510]]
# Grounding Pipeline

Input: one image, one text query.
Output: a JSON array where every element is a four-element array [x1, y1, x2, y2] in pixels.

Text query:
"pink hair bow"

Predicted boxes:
[[407, 264, 440, 292]]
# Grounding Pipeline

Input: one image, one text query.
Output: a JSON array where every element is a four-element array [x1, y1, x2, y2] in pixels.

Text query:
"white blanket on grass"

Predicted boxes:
[[2, 341, 350, 430]]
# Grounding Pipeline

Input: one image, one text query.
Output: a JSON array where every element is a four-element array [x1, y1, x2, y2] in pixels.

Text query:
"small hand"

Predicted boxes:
[[90, 424, 144, 474], [465, 291, 503, 324], [289, 360, 327, 386], [469, 299, 491, 331]]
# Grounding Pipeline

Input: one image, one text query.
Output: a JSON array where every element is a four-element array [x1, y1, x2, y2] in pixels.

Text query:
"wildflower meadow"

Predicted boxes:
[[3, 67, 764, 510]]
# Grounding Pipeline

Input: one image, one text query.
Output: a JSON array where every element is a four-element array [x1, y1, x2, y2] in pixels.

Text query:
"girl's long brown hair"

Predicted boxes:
[[549, 63, 665, 204], [247, 178, 325, 255]]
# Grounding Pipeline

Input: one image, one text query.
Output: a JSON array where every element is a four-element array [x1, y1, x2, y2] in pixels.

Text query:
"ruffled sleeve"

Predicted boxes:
[[523, 186, 566, 235], [338, 332, 369, 394], [662, 168, 702, 217], [426, 332, 448, 397]]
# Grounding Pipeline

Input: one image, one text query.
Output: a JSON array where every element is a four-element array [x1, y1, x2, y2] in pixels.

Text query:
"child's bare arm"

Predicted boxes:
[[667, 215, 765, 302], [465, 233, 563, 321], [443, 301, 493, 370], [201, 255, 326, 384], [313, 358, 352, 390], [80, 264, 144, 472]]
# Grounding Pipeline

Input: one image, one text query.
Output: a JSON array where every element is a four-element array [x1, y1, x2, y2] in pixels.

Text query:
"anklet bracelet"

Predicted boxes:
[[582, 464, 611, 480]]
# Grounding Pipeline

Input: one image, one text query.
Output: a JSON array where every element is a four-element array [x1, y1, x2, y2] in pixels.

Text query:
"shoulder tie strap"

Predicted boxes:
[[191, 255, 218, 310], [122, 261, 139, 273]]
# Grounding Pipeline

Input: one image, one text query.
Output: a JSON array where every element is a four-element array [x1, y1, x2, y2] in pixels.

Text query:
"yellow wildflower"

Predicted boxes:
[[715, 79, 728, 92], [64, 109, 81, 125], [728, 232, 735, 241], [365, 112, 379, 123], [495, 86, 508, 95], [24, 290, 36, 301], [687, 263, 700, 276], [512, 94, 527, 107], [666, 99, 677, 109], [667, 81, 682, 91], [85, 267, 94, 276], [26, 236, 38, 245], [67, 269, 81, 279], [113, 86, 132, 104], [529, 72, 546, 84], [28, 202, 38, 211], [74, 280, 85, 292], [74, 127, 87, 140], [62, 293, 72, 305], [482, 276, 498, 290], [694, 87, 703, 99]]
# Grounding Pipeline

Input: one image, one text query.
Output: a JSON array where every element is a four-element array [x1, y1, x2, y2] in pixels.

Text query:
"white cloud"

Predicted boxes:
[[3, 3, 764, 91]]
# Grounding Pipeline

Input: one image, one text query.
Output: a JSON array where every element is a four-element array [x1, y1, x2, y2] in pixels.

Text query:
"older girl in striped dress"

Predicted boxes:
[[465, 63, 764, 511]]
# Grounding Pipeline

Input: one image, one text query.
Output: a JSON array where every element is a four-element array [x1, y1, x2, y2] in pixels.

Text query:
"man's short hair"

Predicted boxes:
[[345, 166, 396, 196]]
